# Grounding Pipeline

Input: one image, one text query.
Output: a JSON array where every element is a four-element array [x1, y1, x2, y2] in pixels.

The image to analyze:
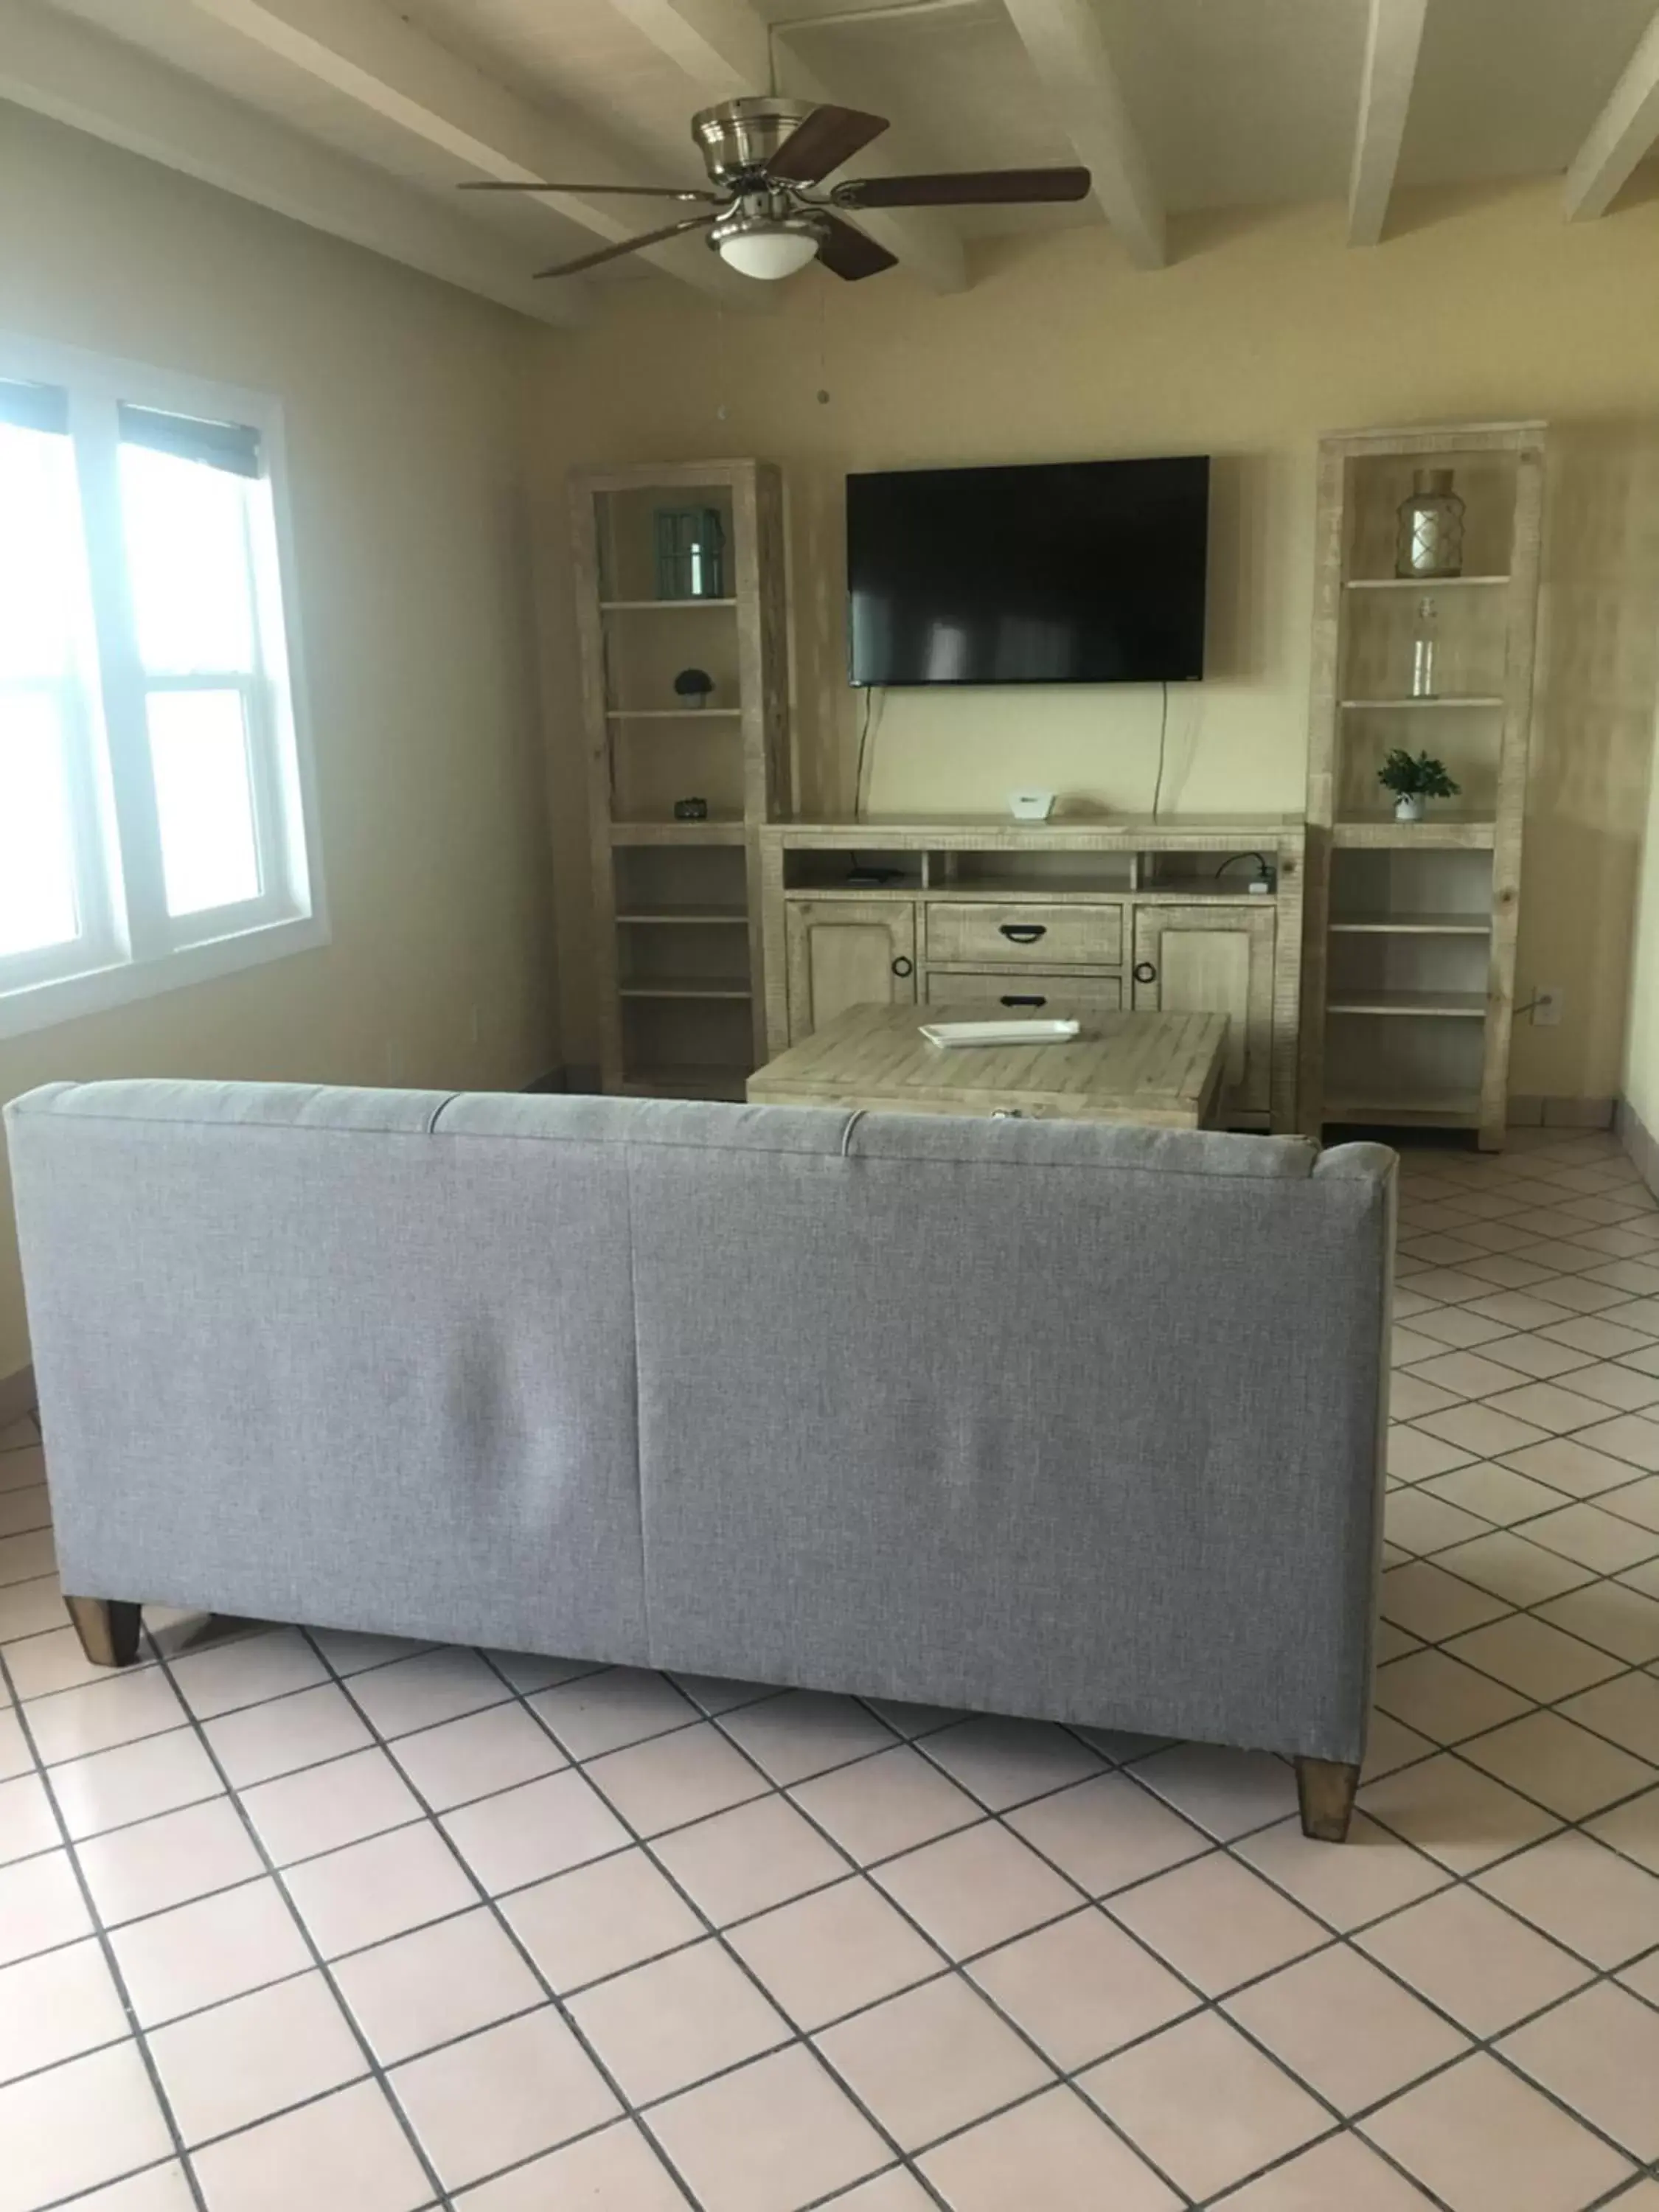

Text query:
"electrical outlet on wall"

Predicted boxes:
[[1531, 985, 1564, 1029]]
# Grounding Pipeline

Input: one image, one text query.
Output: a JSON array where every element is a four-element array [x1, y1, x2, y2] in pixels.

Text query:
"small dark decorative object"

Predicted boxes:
[[1378, 748, 1459, 824], [674, 668, 715, 709], [673, 796, 709, 821]]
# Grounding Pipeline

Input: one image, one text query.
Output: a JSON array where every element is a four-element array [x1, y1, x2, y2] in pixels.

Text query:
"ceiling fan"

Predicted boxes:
[[461, 95, 1090, 282]]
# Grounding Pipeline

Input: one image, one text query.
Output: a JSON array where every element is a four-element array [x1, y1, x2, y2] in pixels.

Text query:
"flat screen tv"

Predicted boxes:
[[846, 456, 1209, 687]]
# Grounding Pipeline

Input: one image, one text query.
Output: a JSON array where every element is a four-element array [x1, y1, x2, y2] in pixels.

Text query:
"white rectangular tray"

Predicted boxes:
[[918, 1018, 1081, 1049]]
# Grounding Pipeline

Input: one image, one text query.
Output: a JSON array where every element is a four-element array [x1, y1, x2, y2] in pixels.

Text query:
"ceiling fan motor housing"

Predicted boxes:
[[692, 97, 818, 189]]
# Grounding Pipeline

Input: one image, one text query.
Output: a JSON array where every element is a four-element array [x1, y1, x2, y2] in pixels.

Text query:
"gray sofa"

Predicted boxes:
[[6, 1080, 1395, 1840]]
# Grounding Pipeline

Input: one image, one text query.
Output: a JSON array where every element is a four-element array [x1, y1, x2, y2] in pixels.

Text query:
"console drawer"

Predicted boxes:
[[922, 969, 1123, 1014], [925, 901, 1122, 966]]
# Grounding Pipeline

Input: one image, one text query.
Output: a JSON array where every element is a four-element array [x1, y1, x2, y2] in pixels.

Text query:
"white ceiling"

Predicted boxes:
[[5, 0, 1659, 324]]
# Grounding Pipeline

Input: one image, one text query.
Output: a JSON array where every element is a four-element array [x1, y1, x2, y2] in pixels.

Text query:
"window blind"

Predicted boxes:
[[0, 379, 70, 436], [117, 403, 262, 479]]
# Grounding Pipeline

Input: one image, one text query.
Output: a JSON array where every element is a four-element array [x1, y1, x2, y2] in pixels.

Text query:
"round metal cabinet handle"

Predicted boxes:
[[891, 956, 914, 978], [1133, 961, 1158, 984]]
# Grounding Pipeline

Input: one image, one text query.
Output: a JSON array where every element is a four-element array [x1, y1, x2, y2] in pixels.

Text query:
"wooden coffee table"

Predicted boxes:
[[748, 1003, 1230, 1127]]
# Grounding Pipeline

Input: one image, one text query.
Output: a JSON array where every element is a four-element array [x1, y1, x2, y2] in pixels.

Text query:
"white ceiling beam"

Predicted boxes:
[[608, 0, 968, 292], [1347, 0, 1430, 247], [1564, 4, 1659, 222], [1001, 0, 1164, 270], [175, 0, 731, 295], [611, 0, 768, 92], [0, 0, 588, 327]]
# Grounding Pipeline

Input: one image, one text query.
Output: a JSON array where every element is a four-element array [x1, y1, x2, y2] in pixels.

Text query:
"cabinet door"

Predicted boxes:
[[785, 901, 917, 1041], [1132, 905, 1276, 1115]]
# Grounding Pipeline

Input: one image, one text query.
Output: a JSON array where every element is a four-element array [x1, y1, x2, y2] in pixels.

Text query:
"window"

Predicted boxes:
[[0, 339, 324, 1037]]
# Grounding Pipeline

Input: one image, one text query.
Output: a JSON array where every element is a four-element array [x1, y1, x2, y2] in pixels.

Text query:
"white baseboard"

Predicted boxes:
[[0, 1365, 37, 1429], [1618, 1098, 1659, 1197]]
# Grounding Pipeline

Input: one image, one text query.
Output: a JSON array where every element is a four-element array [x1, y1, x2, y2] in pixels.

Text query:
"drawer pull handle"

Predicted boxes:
[[1133, 961, 1158, 984], [891, 956, 914, 978], [999, 923, 1046, 945], [1000, 994, 1046, 1008]]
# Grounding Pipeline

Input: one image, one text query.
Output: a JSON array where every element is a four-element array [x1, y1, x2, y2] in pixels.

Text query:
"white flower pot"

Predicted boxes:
[[1393, 795, 1425, 823]]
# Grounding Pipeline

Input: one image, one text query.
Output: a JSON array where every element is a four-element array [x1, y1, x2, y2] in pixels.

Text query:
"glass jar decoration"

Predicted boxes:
[[1395, 469, 1464, 580], [655, 507, 726, 599]]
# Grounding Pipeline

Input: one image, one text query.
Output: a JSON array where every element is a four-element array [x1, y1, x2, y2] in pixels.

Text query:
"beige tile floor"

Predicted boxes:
[[1, 1125, 1658, 2210]]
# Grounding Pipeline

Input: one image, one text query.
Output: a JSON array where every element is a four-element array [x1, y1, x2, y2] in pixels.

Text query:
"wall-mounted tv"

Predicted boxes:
[[846, 456, 1209, 687]]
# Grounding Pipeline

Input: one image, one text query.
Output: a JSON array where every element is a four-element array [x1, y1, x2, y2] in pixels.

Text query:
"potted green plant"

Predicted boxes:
[[1378, 748, 1459, 824]]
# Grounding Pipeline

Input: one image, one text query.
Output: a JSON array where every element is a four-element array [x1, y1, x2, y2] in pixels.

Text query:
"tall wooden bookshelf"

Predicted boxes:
[[1302, 421, 1546, 1150], [571, 461, 789, 1098]]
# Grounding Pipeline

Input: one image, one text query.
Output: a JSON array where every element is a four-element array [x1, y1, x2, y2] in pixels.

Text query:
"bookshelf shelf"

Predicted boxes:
[[1332, 817, 1497, 849], [609, 820, 747, 844], [1343, 575, 1509, 591], [1329, 912, 1492, 936], [1326, 990, 1487, 1018], [618, 978, 753, 1001], [1339, 695, 1504, 710], [616, 905, 749, 925]]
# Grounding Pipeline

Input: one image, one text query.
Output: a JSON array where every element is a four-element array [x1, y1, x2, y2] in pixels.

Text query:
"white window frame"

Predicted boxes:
[[0, 333, 329, 1040]]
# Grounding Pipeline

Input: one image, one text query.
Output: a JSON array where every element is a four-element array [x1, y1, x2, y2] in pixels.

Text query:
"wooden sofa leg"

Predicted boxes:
[[65, 1597, 142, 1669], [1295, 1756, 1360, 1843]]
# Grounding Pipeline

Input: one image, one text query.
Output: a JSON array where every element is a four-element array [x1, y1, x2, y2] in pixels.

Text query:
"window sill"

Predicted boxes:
[[0, 912, 331, 1043]]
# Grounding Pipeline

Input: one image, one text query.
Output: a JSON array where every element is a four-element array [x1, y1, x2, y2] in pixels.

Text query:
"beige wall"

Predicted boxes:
[[1626, 723, 1659, 1141], [0, 108, 560, 1379], [530, 178, 1659, 1102]]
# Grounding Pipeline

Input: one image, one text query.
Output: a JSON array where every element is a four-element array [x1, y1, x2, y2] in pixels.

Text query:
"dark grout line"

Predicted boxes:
[[13, 1607, 1659, 2207], [0, 1641, 214, 2212], [296, 1628, 712, 2212], [122, 1627, 456, 2209], [3, 1700, 1162, 2030], [467, 1649, 968, 2212], [13, 1672, 1659, 2212], [1367, 1585, 1659, 1840], [31, 2160, 207, 2212], [681, 1711, 1337, 2208], [0, 1511, 53, 1543], [801, 2163, 918, 2211]]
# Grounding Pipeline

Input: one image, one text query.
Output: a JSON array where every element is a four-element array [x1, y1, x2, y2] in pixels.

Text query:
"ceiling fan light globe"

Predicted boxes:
[[717, 226, 821, 279]]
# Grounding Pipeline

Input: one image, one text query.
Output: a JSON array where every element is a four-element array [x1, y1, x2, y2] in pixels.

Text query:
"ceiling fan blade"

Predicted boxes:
[[765, 104, 889, 184], [462, 181, 717, 200], [815, 213, 900, 282], [833, 166, 1091, 208], [535, 214, 716, 278]]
